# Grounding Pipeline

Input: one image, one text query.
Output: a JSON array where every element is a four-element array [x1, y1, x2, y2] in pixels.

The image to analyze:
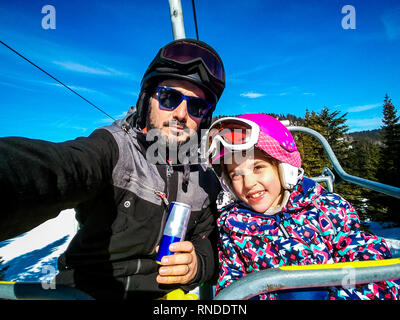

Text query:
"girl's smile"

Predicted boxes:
[[226, 149, 283, 214]]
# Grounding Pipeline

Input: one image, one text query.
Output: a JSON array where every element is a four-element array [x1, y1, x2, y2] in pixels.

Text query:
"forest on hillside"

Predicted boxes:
[[213, 94, 400, 224]]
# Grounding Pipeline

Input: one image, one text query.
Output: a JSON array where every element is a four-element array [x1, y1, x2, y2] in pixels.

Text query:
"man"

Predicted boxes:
[[0, 38, 225, 299]]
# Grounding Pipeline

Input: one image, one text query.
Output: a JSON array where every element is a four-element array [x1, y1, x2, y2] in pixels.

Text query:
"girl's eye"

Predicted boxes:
[[254, 165, 265, 171], [230, 173, 240, 180], [229, 170, 244, 181]]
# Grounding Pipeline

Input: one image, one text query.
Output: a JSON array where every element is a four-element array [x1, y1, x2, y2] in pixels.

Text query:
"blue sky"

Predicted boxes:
[[0, 0, 399, 141]]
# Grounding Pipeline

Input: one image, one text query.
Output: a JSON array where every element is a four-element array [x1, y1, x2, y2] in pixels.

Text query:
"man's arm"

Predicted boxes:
[[0, 129, 118, 241]]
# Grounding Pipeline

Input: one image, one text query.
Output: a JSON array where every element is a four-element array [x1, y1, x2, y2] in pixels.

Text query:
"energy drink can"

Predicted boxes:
[[156, 202, 191, 264]]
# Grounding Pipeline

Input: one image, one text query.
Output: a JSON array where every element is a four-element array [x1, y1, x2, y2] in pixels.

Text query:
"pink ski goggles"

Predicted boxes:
[[205, 116, 301, 168]]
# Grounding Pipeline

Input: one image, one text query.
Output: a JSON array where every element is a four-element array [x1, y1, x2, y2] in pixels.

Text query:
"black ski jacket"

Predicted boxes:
[[0, 111, 220, 299]]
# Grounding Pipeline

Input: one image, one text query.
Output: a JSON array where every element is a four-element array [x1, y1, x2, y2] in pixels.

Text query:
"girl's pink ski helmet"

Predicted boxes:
[[206, 113, 302, 193], [236, 113, 301, 168]]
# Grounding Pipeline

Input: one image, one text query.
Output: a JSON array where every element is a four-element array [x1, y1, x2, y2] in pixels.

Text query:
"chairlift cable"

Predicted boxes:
[[0, 40, 116, 121], [191, 0, 199, 40]]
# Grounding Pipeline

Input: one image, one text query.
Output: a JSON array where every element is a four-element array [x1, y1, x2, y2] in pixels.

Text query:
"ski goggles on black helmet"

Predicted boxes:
[[161, 40, 225, 83], [136, 39, 225, 130]]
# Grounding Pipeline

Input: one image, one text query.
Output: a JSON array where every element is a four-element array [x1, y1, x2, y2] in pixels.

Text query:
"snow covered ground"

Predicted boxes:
[[0, 209, 399, 283], [363, 221, 400, 258], [0, 209, 78, 282]]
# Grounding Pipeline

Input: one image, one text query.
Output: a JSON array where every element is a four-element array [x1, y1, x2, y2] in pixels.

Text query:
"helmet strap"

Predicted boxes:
[[279, 163, 300, 190]]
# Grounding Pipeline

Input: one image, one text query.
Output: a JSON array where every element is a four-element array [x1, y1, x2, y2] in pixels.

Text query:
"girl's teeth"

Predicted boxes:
[[250, 192, 263, 198]]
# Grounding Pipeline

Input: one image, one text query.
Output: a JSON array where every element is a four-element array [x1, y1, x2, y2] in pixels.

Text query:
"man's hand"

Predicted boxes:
[[156, 241, 198, 285]]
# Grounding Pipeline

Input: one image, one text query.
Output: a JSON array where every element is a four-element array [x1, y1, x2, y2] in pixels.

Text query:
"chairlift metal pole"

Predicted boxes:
[[215, 258, 400, 300], [0, 281, 94, 300], [289, 126, 400, 199], [168, 0, 186, 40]]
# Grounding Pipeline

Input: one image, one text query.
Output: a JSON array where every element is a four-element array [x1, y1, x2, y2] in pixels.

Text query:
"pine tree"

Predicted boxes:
[[297, 109, 327, 177], [380, 94, 400, 186], [350, 140, 385, 220], [378, 94, 400, 223], [296, 107, 367, 214], [320, 108, 362, 205]]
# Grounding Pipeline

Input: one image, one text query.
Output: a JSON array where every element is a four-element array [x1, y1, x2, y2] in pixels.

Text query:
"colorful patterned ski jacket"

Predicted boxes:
[[216, 176, 400, 300]]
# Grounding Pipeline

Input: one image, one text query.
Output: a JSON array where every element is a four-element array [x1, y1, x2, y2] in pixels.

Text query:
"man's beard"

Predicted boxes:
[[146, 116, 192, 149], [145, 118, 206, 167], [145, 117, 200, 164]]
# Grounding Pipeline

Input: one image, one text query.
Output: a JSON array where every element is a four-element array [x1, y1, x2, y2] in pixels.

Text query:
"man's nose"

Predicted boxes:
[[171, 99, 188, 121]]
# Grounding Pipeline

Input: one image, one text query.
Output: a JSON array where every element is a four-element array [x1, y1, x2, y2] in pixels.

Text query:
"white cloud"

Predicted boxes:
[[303, 92, 315, 96], [347, 117, 382, 132], [240, 92, 265, 99], [382, 7, 400, 40], [347, 103, 381, 113], [115, 111, 128, 118], [96, 111, 128, 124], [49, 119, 88, 133], [97, 118, 114, 124], [0, 80, 37, 92], [52, 61, 130, 77], [48, 82, 100, 94]]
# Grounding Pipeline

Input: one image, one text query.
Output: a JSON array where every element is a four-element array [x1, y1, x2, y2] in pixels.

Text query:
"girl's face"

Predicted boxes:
[[226, 149, 283, 213]]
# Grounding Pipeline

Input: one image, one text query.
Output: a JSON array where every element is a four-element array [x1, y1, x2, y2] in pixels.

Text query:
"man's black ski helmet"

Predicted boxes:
[[133, 38, 225, 130]]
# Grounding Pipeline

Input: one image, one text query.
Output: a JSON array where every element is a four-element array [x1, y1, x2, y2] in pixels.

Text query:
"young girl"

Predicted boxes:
[[205, 113, 400, 300]]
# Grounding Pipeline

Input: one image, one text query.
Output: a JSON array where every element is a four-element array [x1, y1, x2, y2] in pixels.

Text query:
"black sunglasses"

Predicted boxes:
[[155, 86, 212, 119]]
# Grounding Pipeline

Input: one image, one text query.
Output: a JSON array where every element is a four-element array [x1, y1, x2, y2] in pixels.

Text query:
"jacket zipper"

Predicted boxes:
[[128, 173, 160, 194], [150, 163, 173, 255], [278, 222, 290, 239]]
